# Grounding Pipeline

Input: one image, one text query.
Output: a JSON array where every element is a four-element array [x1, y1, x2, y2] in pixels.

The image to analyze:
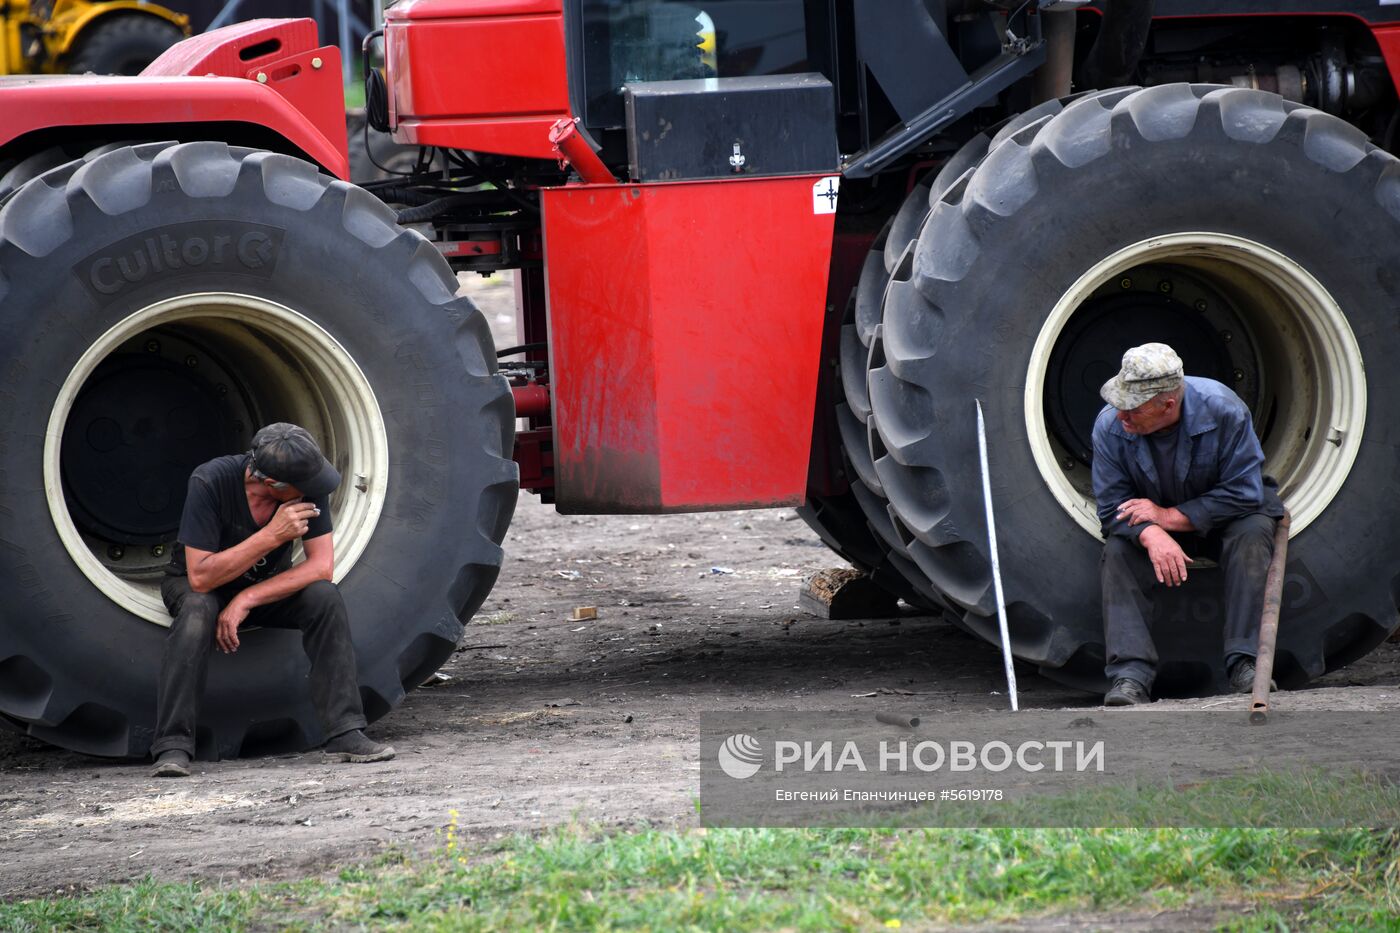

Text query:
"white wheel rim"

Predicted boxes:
[[1025, 233, 1365, 539], [44, 293, 389, 625]]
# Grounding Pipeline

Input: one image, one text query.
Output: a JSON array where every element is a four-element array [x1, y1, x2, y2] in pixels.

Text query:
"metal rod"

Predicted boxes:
[[208, 0, 250, 32], [337, 0, 353, 87], [1249, 509, 1291, 724], [976, 399, 1019, 711]]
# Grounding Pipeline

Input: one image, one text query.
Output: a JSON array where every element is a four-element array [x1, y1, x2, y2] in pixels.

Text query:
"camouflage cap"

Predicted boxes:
[[1100, 342, 1185, 411]]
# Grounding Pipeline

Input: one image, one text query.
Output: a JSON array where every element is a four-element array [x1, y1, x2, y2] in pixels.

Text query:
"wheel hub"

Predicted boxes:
[[1043, 266, 1257, 466], [1026, 234, 1365, 539], [44, 293, 389, 625], [61, 339, 251, 546]]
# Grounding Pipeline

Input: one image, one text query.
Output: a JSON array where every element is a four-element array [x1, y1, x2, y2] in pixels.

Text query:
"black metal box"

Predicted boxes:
[[624, 74, 837, 182]]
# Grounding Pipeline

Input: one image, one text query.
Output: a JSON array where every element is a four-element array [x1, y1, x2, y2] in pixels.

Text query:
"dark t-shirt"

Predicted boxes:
[[167, 454, 332, 586], [1147, 423, 1185, 508]]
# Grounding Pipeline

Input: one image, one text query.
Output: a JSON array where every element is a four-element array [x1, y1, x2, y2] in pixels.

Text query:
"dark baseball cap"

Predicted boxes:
[[250, 423, 341, 498]]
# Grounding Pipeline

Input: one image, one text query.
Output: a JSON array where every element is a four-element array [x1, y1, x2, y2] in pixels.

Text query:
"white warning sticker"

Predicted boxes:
[[812, 176, 841, 214]]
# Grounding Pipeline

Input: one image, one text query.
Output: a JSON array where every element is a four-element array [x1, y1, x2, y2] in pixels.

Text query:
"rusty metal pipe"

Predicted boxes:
[[876, 712, 921, 729], [548, 118, 617, 185], [1030, 11, 1076, 104], [1249, 509, 1291, 724]]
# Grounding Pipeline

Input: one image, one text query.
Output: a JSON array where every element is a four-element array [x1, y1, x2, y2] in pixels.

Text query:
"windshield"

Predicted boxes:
[[577, 0, 811, 128]]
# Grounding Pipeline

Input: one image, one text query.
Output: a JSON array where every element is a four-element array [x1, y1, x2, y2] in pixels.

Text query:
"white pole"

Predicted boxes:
[[338, 0, 353, 87], [976, 399, 1019, 711]]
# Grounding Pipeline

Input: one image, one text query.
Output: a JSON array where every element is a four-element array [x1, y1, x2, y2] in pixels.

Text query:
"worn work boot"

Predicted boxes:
[[1229, 658, 1276, 695], [1104, 678, 1151, 707], [323, 729, 395, 763], [151, 749, 191, 778]]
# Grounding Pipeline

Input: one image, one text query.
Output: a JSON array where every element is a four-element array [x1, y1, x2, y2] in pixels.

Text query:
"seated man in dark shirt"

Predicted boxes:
[[1091, 343, 1284, 706], [150, 423, 393, 776]]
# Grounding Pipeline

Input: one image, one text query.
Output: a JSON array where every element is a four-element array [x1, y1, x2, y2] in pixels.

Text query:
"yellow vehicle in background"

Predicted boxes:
[[2, 0, 188, 76]]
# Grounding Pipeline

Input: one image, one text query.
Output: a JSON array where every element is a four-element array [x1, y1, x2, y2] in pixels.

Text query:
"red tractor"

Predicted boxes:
[[2, 0, 1398, 758]]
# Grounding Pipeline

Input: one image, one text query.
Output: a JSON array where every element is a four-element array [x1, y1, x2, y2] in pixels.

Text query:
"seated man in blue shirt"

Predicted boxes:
[[1091, 343, 1284, 706]]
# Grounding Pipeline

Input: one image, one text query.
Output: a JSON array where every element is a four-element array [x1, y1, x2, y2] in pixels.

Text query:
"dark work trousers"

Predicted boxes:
[[1101, 512, 1277, 692], [152, 576, 367, 757]]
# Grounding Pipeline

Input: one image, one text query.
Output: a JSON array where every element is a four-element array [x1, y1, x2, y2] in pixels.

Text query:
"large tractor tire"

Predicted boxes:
[[795, 491, 943, 611], [868, 84, 1396, 694], [0, 147, 80, 201], [821, 98, 1089, 620], [66, 14, 184, 76], [0, 142, 518, 758]]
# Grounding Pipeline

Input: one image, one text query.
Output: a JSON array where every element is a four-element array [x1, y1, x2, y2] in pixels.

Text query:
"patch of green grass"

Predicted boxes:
[[344, 79, 365, 111], [845, 769, 1400, 829], [0, 878, 264, 932], [5, 775, 1398, 931], [1222, 893, 1400, 933]]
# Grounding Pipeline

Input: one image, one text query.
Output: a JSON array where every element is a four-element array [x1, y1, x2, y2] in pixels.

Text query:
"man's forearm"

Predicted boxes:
[[235, 559, 331, 609], [189, 529, 277, 591], [1131, 508, 1194, 548], [1155, 507, 1195, 533]]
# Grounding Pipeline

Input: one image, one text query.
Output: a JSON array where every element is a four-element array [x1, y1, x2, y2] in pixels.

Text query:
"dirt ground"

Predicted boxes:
[[2, 275, 1397, 911]]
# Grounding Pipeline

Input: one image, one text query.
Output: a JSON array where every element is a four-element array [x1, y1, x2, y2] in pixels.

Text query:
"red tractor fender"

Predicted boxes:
[[0, 19, 348, 179]]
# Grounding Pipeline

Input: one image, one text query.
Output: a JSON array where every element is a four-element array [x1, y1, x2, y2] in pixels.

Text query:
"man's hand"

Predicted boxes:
[[1140, 525, 1194, 586], [217, 595, 251, 653], [1117, 498, 1166, 527], [263, 501, 319, 545]]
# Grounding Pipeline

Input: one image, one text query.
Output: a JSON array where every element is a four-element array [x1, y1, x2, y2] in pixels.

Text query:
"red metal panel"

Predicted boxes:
[[387, 0, 562, 18], [542, 174, 839, 513], [384, 1, 569, 158], [142, 18, 318, 77], [0, 20, 348, 178], [0, 76, 348, 179], [1371, 25, 1400, 94]]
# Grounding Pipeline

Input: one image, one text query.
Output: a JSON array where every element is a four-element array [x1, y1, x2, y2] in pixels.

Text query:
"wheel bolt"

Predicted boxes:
[[144, 340, 160, 353], [107, 545, 124, 560], [151, 544, 165, 557], [1158, 280, 1172, 294], [1221, 330, 1233, 342], [1062, 458, 1075, 470], [216, 384, 228, 396], [1119, 277, 1132, 290], [1234, 369, 1244, 381], [1194, 299, 1208, 312], [184, 355, 198, 368]]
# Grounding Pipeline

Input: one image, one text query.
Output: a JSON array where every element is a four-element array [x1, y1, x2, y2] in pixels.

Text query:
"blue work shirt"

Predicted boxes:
[[1091, 376, 1284, 541]]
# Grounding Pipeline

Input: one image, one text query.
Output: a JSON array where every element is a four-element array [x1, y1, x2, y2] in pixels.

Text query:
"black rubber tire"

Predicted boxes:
[[800, 103, 1084, 618], [829, 99, 1096, 620], [66, 14, 184, 76], [795, 492, 943, 611], [0, 142, 143, 203], [0, 142, 518, 758], [869, 84, 1400, 694], [0, 147, 80, 201]]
